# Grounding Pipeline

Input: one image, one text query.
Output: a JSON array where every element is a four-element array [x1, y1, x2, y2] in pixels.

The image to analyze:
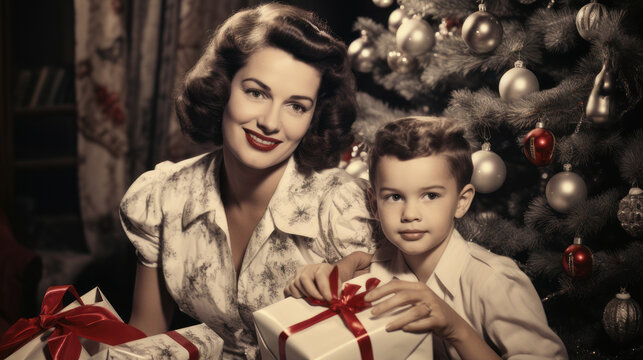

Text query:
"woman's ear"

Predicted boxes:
[[455, 184, 475, 219], [367, 186, 379, 221]]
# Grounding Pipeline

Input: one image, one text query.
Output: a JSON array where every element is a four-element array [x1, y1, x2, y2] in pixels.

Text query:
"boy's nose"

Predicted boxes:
[[256, 105, 280, 134], [401, 203, 421, 222]]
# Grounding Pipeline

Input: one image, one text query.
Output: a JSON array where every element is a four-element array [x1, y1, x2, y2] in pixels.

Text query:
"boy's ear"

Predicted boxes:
[[455, 184, 475, 219], [367, 186, 379, 220]]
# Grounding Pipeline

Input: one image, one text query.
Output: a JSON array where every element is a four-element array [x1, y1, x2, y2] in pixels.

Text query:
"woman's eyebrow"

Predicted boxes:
[[242, 78, 270, 91]]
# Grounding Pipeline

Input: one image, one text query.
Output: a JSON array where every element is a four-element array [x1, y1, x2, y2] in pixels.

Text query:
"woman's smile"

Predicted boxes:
[[244, 128, 282, 151]]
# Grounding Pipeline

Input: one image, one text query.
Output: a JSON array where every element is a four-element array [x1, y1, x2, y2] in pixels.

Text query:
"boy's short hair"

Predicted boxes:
[[368, 116, 473, 191]]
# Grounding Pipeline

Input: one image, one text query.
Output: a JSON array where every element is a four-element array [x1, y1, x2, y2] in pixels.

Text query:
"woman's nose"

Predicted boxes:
[[256, 104, 280, 134]]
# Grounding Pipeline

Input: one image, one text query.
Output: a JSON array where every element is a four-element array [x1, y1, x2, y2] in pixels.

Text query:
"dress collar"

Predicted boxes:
[[180, 150, 319, 238]]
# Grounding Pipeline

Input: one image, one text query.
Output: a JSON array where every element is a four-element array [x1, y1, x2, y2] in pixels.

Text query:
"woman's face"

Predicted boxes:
[[222, 46, 321, 170]]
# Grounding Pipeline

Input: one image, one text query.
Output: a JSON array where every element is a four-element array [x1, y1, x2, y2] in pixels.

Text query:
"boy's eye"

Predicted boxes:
[[423, 192, 439, 200], [384, 194, 402, 202]]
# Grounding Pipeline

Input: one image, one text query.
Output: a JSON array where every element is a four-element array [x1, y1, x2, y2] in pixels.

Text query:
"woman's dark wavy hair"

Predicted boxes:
[[175, 3, 357, 175]]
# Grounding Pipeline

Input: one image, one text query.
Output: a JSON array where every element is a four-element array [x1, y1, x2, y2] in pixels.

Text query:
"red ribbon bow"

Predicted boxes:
[[0, 285, 146, 360], [278, 267, 380, 360]]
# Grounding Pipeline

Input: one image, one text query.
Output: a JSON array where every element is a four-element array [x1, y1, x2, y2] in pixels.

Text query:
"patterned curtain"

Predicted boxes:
[[66, 0, 255, 295]]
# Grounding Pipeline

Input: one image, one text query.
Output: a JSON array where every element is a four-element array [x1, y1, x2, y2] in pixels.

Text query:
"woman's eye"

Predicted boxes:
[[423, 192, 439, 200], [245, 89, 265, 99], [288, 103, 307, 114]]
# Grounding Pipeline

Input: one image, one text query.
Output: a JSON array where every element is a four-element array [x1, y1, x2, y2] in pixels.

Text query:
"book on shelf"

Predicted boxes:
[[27, 66, 53, 108], [43, 68, 67, 106]]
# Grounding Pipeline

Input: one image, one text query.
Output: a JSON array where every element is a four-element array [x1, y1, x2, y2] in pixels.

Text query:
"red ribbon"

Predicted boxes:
[[166, 331, 199, 360], [278, 267, 380, 360], [0, 285, 146, 360]]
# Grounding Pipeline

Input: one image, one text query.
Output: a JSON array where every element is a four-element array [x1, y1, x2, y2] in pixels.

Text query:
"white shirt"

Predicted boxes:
[[119, 151, 378, 359], [369, 230, 568, 360]]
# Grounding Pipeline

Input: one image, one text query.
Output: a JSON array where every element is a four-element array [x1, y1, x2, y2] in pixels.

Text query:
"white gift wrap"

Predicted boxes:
[[88, 323, 224, 360], [6, 287, 119, 360], [253, 274, 432, 360]]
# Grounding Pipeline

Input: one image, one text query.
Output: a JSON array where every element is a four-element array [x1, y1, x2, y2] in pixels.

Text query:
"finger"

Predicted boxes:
[[371, 290, 426, 316], [292, 278, 308, 298], [301, 274, 324, 300], [314, 269, 333, 302], [401, 317, 434, 333], [385, 303, 432, 332], [286, 282, 303, 298], [364, 280, 424, 302]]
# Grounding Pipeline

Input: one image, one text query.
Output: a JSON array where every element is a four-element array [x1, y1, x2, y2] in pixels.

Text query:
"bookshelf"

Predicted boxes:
[[2, 0, 86, 253]]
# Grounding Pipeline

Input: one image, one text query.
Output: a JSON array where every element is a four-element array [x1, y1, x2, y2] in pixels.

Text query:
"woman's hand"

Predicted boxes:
[[284, 251, 373, 301]]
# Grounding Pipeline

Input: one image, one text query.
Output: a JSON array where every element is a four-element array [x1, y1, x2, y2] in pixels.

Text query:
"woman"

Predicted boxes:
[[119, 3, 376, 359]]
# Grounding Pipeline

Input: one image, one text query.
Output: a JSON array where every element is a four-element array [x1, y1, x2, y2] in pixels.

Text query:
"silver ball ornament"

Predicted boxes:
[[387, 50, 419, 74], [372, 0, 394, 8], [348, 34, 376, 73], [388, 7, 408, 33], [576, 1, 608, 41], [602, 290, 641, 344], [471, 142, 507, 193], [545, 164, 587, 213], [396, 17, 435, 57], [499, 60, 540, 102], [461, 4, 503, 53]]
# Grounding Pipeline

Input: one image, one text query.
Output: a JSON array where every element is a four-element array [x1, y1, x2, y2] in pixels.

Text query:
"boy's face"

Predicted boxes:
[[370, 155, 474, 258]]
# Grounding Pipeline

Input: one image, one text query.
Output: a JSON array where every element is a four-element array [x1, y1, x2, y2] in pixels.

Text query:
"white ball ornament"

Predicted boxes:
[[388, 7, 408, 33], [373, 0, 394, 8], [471, 142, 507, 193], [546, 163, 588, 213], [396, 17, 435, 57], [461, 3, 503, 53], [499, 60, 540, 102]]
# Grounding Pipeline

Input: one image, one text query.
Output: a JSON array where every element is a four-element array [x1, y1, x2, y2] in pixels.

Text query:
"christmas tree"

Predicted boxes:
[[343, 0, 643, 358]]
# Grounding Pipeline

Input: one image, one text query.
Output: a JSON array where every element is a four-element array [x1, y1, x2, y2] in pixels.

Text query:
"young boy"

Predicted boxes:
[[285, 117, 567, 359]]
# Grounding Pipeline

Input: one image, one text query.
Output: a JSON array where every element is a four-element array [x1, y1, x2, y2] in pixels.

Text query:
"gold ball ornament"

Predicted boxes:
[[471, 142, 507, 193], [617, 187, 643, 237], [602, 290, 641, 344], [388, 7, 409, 33], [546, 163, 587, 213], [396, 17, 435, 57], [576, 1, 608, 41], [348, 32, 376, 73], [499, 60, 539, 102], [387, 50, 419, 74], [461, 3, 503, 53]]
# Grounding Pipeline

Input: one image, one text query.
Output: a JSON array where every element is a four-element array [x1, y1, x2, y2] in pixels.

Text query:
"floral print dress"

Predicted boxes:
[[119, 150, 377, 359]]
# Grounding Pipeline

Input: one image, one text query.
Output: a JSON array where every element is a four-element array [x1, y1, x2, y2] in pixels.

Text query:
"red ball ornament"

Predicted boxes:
[[524, 122, 555, 166], [562, 237, 593, 279]]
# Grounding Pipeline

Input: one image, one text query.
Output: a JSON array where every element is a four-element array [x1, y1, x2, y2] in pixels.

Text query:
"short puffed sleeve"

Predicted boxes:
[[119, 161, 174, 268], [318, 176, 378, 263]]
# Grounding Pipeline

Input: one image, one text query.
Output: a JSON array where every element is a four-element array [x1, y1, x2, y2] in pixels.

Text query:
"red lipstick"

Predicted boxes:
[[244, 128, 282, 152]]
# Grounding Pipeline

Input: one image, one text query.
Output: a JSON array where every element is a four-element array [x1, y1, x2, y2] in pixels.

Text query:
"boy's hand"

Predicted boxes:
[[284, 251, 374, 302], [364, 280, 468, 343]]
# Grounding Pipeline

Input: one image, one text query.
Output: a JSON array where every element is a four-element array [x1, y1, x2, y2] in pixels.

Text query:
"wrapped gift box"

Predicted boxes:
[[89, 323, 224, 360], [254, 273, 432, 360], [3, 286, 142, 360]]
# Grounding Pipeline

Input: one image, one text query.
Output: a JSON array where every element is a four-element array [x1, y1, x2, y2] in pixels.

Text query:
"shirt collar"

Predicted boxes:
[[372, 229, 469, 297], [180, 151, 319, 238]]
